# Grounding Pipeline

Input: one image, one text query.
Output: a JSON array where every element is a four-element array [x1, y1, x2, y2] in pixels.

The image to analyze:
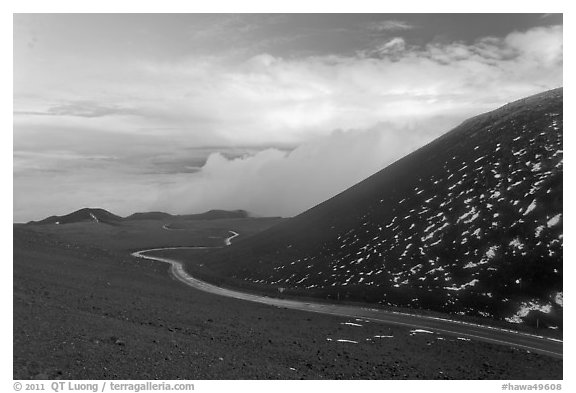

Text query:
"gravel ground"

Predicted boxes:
[[13, 226, 562, 380]]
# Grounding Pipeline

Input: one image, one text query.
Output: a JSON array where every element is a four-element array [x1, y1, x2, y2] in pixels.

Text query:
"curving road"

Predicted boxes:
[[132, 231, 562, 359]]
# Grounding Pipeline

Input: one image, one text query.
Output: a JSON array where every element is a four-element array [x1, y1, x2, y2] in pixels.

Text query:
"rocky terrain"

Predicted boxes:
[[13, 225, 562, 379]]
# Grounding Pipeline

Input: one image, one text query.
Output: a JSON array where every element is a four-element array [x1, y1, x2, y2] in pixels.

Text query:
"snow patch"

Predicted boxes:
[[553, 292, 563, 307], [509, 238, 525, 250], [336, 339, 358, 344], [444, 279, 479, 291], [505, 300, 553, 323], [547, 214, 562, 228], [410, 329, 434, 335], [523, 199, 537, 216], [486, 245, 498, 259]]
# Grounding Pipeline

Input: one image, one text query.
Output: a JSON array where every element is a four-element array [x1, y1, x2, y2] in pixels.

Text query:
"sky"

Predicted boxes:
[[13, 13, 563, 222]]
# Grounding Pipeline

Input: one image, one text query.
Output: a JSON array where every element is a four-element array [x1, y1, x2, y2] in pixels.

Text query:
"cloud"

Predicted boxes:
[[15, 101, 134, 118], [15, 25, 562, 146], [504, 25, 562, 66], [13, 24, 563, 220], [423, 25, 562, 67], [145, 25, 561, 142], [47, 101, 132, 118], [361, 37, 407, 58], [152, 121, 448, 217], [366, 20, 415, 32], [146, 24, 562, 217]]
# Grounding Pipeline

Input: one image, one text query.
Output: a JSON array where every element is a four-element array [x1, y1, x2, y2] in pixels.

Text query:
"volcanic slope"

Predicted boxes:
[[199, 88, 563, 328], [30, 208, 123, 225]]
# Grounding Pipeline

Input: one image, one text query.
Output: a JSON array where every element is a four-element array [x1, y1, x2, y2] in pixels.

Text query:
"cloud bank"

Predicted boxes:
[[13, 23, 563, 220], [148, 25, 562, 217], [152, 122, 441, 217]]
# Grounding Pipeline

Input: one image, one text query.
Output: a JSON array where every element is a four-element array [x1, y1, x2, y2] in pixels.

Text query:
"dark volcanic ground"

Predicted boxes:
[[13, 226, 562, 380]]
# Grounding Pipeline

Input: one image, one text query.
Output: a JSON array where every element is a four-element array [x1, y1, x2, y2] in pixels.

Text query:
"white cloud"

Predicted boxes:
[[147, 24, 562, 217], [153, 122, 448, 217], [366, 20, 415, 32], [14, 24, 563, 220], [365, 37, 407, 57], [505, 25, 563, 66], [144, 24, 561, 143], [15, 25, 562, 147]]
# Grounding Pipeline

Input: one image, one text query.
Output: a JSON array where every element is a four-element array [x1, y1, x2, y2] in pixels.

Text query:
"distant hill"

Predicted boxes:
[[29, 208, 123, 225], [124, 212, 175, 221], [180, 209, 249, 220], [30, 209, 251, 225], [124, 209, 249, 221], [198, 88, 563, 328]]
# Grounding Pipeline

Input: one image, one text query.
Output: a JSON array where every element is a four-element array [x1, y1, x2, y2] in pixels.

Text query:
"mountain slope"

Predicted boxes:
[[199, 88, 563, 328], [29, 208, 123, 225]]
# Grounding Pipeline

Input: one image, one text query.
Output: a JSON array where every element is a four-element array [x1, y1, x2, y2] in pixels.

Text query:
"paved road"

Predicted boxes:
[[132, 231, 562, 359]]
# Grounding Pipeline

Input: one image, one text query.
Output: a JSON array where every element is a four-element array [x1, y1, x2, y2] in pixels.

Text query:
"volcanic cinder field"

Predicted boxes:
[[13, 88, 563, 380]]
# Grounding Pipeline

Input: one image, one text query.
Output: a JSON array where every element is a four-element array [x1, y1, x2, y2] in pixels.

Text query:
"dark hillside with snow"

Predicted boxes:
[[197, 88, 563, 329], [29, 208, 123, 225]]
